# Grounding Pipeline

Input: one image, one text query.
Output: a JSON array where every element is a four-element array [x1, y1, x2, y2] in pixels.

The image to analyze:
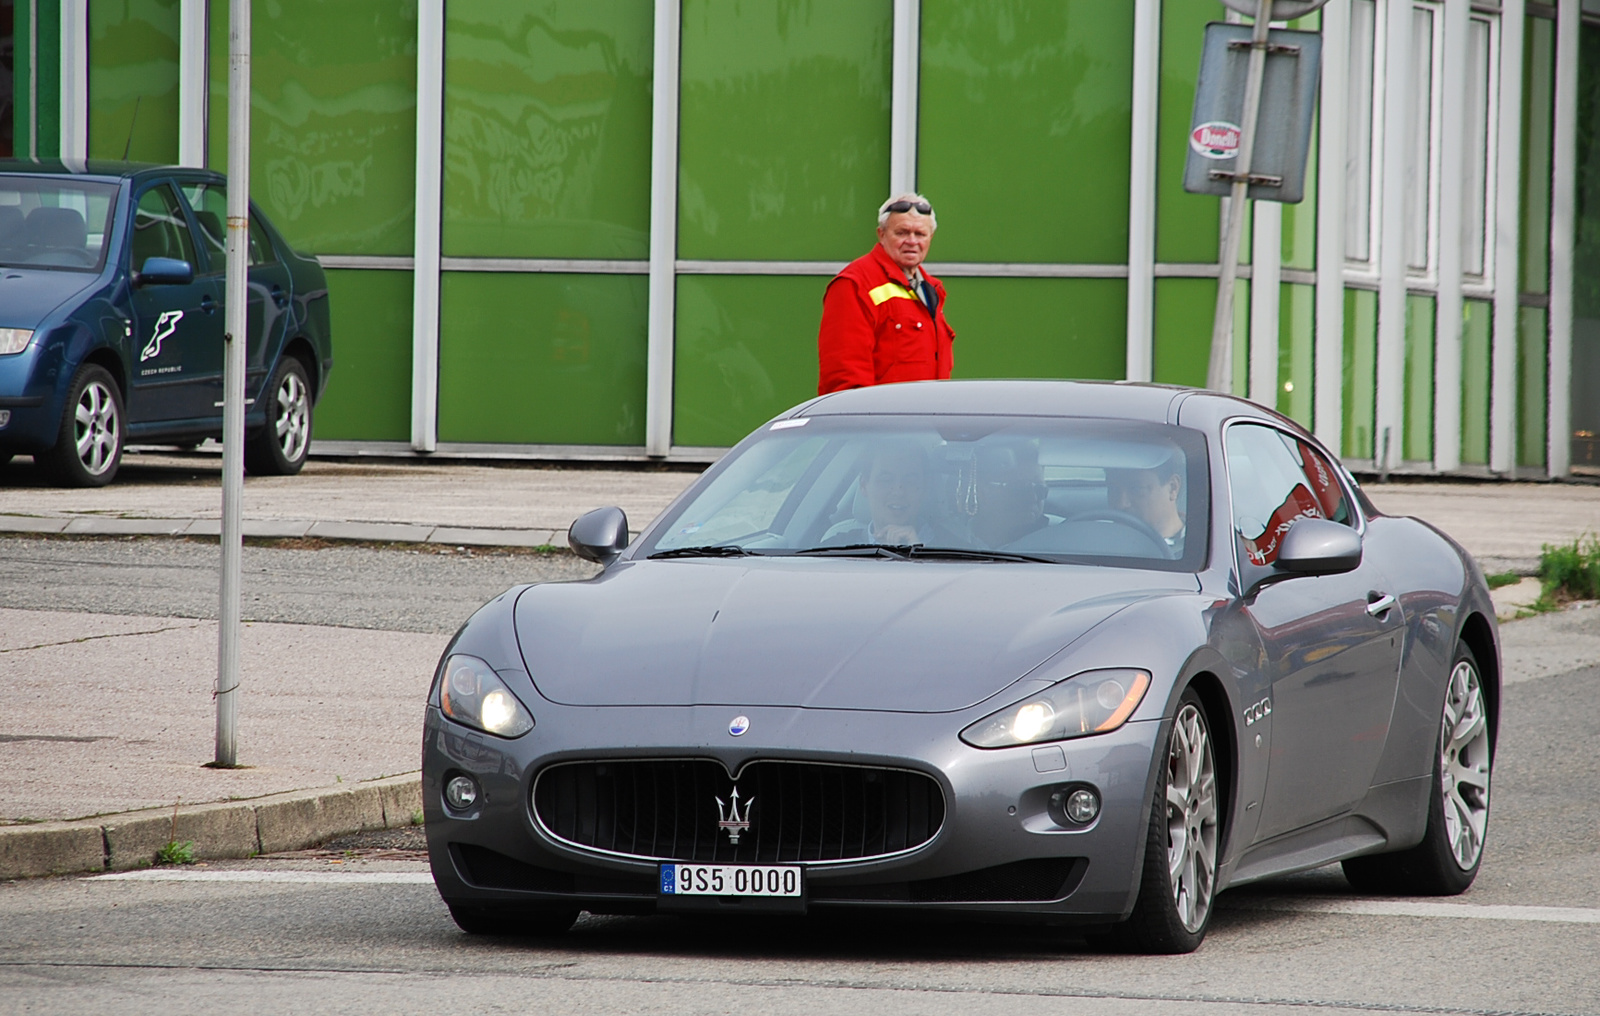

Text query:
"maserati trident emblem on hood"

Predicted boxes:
[[716, 787, 754, 843], [728, 715, 750, 736]]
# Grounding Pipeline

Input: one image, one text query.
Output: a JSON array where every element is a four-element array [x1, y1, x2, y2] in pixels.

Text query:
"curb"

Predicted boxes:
[[0, 773, 422, 881]]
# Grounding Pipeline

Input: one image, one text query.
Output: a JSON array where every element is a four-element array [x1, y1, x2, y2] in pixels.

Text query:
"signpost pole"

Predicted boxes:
[[1205, 0, 1274, 393], [215, 0, 250, 768]]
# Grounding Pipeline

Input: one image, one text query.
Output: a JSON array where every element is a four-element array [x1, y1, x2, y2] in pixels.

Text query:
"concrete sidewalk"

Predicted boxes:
[[4, 451, 1600, 880]]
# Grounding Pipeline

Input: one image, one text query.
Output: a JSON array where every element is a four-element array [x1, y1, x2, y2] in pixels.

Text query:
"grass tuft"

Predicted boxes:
[[1534, 534, 1600, 610], [1484, 570, 1524, 590], [155, 840, 196, 866]]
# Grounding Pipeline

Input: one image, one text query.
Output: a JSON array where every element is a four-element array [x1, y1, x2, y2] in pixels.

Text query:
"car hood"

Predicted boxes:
[[514, 558, 1197, 713], [0, 267, 102, 329]]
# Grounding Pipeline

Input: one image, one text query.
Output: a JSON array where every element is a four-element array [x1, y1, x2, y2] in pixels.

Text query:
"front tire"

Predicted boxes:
[[447, 904, 578, 938], [41, 364, 123, 487], [1098, 688, 1220, 954], [1342, 642, 1491, 895], [245, 356, 312, 476]]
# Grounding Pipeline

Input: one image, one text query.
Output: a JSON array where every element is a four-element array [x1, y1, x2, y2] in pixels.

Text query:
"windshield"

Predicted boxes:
[[0, 176, 119, 272], [640, 415, 1209, 571]]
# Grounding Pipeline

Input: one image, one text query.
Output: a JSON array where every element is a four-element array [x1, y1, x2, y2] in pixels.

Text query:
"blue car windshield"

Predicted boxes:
[[0, 177, 119, 272], [642, 415, 1210, 572]]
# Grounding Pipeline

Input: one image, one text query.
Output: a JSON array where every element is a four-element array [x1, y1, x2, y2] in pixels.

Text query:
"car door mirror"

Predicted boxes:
[[569, 506, 630, 565], [135, 257, 195, 287], [1277, 517, 1363, 575]]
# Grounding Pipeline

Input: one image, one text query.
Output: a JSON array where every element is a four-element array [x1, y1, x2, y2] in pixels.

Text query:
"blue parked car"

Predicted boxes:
[[0, 160, 332, 486]]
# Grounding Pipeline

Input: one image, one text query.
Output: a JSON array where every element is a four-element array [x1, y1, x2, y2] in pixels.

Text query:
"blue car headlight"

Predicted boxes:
[[437, 653, 535, 738], [960, 668, 1151, 749], [0, 329, 33, 355]]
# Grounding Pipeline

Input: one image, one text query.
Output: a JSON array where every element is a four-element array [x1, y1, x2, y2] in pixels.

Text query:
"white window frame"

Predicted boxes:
[[1460, 11, 1501, 292], [1345, 0, 1385, 278], [1404, 1, 1445, 283]]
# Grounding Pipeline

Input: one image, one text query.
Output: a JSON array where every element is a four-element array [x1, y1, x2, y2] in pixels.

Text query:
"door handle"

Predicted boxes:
[[1366, 592, 1397, 617], [200, 295, 217, 313], [270, 285, 288, 307]]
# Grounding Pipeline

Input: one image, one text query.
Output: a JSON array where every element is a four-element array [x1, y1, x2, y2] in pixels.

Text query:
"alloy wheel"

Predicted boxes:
[[74, 378, 120, 477], [272, 368, 310, 463], [1440, 660, 1491, 870], [1166, 703, 1218, 933]]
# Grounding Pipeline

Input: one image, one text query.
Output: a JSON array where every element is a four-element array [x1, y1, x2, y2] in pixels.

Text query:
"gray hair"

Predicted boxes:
[[877, 192, 937, 231]]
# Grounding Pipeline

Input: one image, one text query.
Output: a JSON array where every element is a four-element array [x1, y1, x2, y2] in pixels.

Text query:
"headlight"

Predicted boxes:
[[0, 329, 33, 355], [437, 653, 535, 738], [960, 668, 1151, 749]]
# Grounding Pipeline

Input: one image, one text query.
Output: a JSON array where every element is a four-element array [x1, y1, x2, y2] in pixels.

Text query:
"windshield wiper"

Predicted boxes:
[[903, 546, 1054, 564], [794, 543, 915, 559], [648, 544, 765, 559]]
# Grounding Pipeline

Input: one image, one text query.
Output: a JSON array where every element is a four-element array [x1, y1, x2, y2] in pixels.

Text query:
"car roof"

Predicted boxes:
[[794, 379, 1200, 423], [0, 159, 221, 184]]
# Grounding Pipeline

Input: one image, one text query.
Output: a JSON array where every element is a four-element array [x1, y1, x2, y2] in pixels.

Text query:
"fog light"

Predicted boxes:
[[1065, 788, 1100, 824], [445, 774, 479, 811]]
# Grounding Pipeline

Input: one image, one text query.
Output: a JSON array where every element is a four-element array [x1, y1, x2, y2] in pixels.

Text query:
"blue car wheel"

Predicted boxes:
[[41, 363, 124, 487]]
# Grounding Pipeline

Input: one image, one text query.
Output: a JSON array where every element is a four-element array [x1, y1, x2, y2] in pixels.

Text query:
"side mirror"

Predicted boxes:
[[1277, 517, 1363, 575], [568, 506, 630, 565], [134, 256, 194, 287]]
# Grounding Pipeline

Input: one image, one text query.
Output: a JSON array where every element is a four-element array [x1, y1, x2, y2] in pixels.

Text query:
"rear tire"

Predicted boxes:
[[41, 364, 123, 487], [447, 904, 578, 938], [244, 356, 311, 476], [1096, 688, 1220, 954], [1342, 641, 1491, 895]]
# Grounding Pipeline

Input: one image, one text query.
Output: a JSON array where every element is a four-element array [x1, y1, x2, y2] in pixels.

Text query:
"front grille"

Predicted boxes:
[[533, 759, 945, 864]]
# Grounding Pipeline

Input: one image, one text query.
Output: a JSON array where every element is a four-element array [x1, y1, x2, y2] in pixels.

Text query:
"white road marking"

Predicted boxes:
[[89, 870, 433, 884], [1231, 896, 1600, 924]]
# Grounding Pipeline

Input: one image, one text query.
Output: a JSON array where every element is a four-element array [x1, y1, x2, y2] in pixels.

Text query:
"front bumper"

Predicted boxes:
[[422, 701, 1164, 923]]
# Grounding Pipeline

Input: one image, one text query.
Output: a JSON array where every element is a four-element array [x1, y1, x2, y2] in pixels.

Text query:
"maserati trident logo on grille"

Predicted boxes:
[[716, 786, 754, 843], [728, 715, 750, 736]]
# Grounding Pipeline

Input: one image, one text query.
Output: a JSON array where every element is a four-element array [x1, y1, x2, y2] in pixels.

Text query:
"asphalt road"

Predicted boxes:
[[0, 534, 599, 633], [2, 537, 1597, 1013]]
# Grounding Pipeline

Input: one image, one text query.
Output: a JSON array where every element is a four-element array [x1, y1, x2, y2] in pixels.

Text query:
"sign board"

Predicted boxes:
[[1183, 23, 1322, 204]]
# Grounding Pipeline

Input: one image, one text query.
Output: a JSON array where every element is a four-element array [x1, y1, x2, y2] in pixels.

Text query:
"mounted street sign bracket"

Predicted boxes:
[[1218, 0, 1329, 18], [1208, 171, 1284, 187]]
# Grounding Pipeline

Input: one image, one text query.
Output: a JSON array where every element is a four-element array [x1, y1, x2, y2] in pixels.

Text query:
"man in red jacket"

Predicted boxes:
[[817, 194, 956, 394]]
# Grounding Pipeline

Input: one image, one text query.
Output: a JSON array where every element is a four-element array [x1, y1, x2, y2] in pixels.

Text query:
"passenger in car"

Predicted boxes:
[[969, 440, 1053, 549], [1106, 451, 1187, 557], [823, 440, 960, 547]]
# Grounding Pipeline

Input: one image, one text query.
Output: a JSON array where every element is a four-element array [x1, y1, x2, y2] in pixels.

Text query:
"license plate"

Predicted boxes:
[[659, 863, 802, 897]]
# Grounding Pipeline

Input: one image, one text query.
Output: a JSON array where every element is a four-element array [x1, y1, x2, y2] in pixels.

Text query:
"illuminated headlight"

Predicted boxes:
[[0, 329, 33, 355], [960, 668, 1151, 749], [437, 653, 535, 738]]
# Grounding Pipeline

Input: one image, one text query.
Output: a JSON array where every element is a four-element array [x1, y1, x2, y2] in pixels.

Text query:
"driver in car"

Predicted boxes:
[[1105, 451, 1186, 557], [970, 440, 1052, 549]]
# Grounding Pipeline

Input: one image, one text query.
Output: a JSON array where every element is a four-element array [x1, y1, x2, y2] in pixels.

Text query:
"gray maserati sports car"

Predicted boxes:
[[423, 380, 1499, 953]]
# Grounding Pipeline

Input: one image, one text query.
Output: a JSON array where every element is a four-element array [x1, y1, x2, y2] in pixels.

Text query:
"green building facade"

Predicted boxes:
[[5, 0, 1600, 475]]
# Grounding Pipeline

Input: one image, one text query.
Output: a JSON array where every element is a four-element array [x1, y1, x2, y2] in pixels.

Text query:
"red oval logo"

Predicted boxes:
[[1190, 121, 1241, 160]]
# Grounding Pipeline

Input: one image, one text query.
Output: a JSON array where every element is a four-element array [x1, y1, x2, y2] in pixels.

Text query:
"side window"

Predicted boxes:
[[1295, 440, 1351, 526], [1226, 425, 1328, 568], [131, 185, 198, 270], [179, 183, 273, 268]]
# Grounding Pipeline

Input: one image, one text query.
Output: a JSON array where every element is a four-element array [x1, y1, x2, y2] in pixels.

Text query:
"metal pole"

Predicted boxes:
[[216, 0, 250, 768], [1206, 0, 1274, 393]]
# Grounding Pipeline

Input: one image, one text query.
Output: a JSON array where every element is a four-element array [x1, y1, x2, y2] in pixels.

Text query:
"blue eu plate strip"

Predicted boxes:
[[660, 864, 676, 893]]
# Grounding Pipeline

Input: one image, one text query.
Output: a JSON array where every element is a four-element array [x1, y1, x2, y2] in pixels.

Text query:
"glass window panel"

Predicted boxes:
[[1404, 6, 1435, 273], [311, 269, 414, 442], [132, 184, 198, 269], [438, 272, 648, 446], [442, 1, 653, 260], [180, 183, 271, 268], [1345, 0, 1377, 263], [1462, 17, 1493, 276], [1277, 283, 1314, 427], [1342, 287, 1377, 459], [1521, 17, 1556, 294], [210, 0, 419, 256], [88, 0, 181, 164], [1461, 298, 1491, 465], [677, 0, 891, 262], [1404, 294, 1435, 462], [919, 1, 1134, 264]]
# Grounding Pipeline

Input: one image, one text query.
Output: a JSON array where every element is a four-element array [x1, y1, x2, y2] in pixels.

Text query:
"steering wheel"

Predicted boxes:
[[1066, 509, 1170, 556]]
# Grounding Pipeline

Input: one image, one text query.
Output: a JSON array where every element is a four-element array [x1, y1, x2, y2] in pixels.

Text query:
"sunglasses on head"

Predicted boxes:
[[884, 199, 933, 215]]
